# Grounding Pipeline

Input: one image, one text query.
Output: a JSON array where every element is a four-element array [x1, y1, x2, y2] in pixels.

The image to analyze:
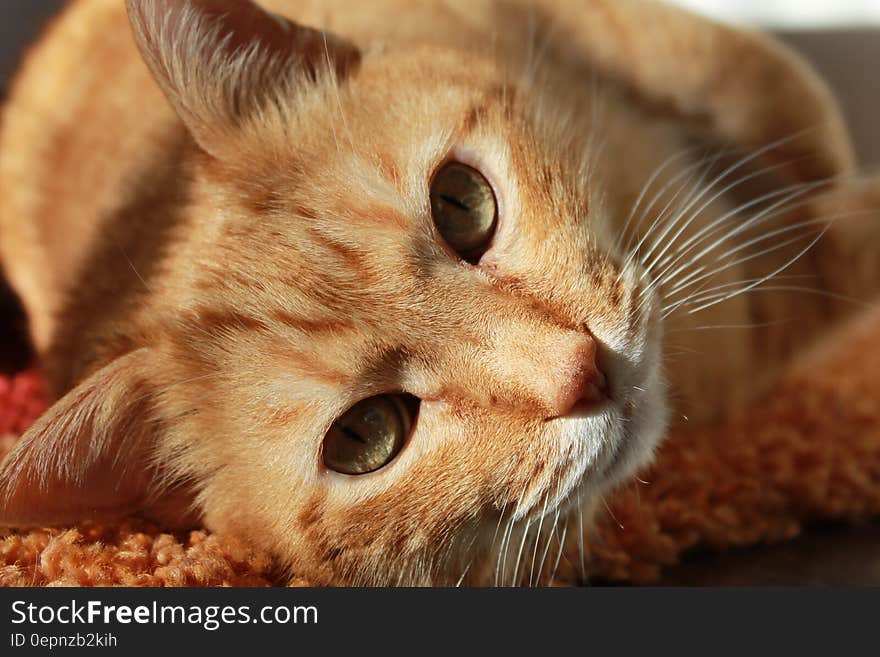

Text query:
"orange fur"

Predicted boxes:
[[0, 0, 874, 585]]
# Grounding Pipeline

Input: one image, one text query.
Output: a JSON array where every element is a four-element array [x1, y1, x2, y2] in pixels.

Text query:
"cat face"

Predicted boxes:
[[117, 0, 667, 584], [153, 43, 668, 584]]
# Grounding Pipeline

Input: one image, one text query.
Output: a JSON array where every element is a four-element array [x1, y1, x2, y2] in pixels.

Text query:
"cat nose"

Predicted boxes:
[[545, 338, 607, 419]]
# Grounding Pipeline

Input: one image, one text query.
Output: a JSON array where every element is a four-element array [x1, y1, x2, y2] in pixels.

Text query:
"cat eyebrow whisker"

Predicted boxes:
[[111, 230, 153, 293], [321, 30, 356, 155]]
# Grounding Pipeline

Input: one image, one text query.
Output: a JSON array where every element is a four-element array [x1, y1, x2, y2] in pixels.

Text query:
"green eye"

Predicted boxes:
[[430, 162, 498, 264], [322, 395, 415, 475]]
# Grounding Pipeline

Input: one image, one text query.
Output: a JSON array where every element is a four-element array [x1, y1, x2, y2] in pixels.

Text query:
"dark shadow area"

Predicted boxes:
[[0, 276, 33, 373], [0, 0, 66, 97], [0, 1, 66, 372], [657, 520, 880, 586]]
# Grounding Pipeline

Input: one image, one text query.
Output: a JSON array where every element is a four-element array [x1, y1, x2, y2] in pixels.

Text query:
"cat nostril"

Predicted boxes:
[[547, 339, 608, 419]]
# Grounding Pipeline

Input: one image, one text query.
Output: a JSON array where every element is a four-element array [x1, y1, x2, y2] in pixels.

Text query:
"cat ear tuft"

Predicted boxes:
[[125, 0, 361, 158], [0, 349, 189, 527]]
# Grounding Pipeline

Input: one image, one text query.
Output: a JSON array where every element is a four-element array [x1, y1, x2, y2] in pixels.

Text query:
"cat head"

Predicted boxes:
[[0, 0, 851, 585]]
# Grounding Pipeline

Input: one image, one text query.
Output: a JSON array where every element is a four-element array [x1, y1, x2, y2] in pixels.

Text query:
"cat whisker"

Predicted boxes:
[[321, 31, 356, 154], [549, 518, 568, 586], [666, 320, 792, 333], [661, 274, 813, 313], [534, 493, 560, 586], [488, 501, 510, 586], [602, 494, 624, 531], [687, 226, 829, 314], [629, 170, 811, 322], [111, 230, 153, 293], [613, 144, 705, 260], [672, 285, 868, 319], [454, 557, 473, 588], [636, 154, 799, 277], [662, 222, 817, 306], [716, 209, 874, 266], [663, 229, 821, 316], [650, 180, 830, 298], [643, 172, 822, 290], [509, 516, 532, 587], [498, 485, 527, 586], [576, 489, 586, 583], [659, 177, 825, 269], [641, 128, 820, 247], [621, 150, 720, 274], [626, 130, 830, 298], [526, 490, 551, 587]]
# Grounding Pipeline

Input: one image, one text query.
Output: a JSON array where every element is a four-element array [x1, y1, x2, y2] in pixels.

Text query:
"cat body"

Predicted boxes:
[[0, 0, 872, 585]]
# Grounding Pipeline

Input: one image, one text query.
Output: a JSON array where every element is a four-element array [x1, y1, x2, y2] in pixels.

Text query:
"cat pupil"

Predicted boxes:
[[430, 162, 497, 264], [440, 194, 470, 211]]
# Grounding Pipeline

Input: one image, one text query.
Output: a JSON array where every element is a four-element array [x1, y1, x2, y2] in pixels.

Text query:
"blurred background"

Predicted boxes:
[[2, 0, 878, 167], [664, 0, 880, 168], [0, 0, 878, 584], [669, 0, 880, 28]]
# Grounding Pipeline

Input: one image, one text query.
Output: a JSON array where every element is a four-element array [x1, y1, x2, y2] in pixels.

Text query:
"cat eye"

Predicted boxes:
[[322, 394, 417, 475], [430, 162, 498, 264]]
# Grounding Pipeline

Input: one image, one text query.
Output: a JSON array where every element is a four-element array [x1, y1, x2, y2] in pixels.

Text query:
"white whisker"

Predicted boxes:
[[686, 226, 831, 314]]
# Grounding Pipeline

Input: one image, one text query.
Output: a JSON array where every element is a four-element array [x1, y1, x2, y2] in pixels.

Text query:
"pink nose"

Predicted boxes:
[[547, 338, 607, 418]]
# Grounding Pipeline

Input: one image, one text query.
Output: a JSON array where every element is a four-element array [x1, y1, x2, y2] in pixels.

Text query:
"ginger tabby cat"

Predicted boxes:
[[0, 0, 876, 585]]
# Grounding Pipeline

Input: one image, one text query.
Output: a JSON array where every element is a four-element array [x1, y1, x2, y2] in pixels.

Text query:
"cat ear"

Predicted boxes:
[[0, 348, 188, 527], [543, 0, 855, 183], [125, 0, 361, 158]]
